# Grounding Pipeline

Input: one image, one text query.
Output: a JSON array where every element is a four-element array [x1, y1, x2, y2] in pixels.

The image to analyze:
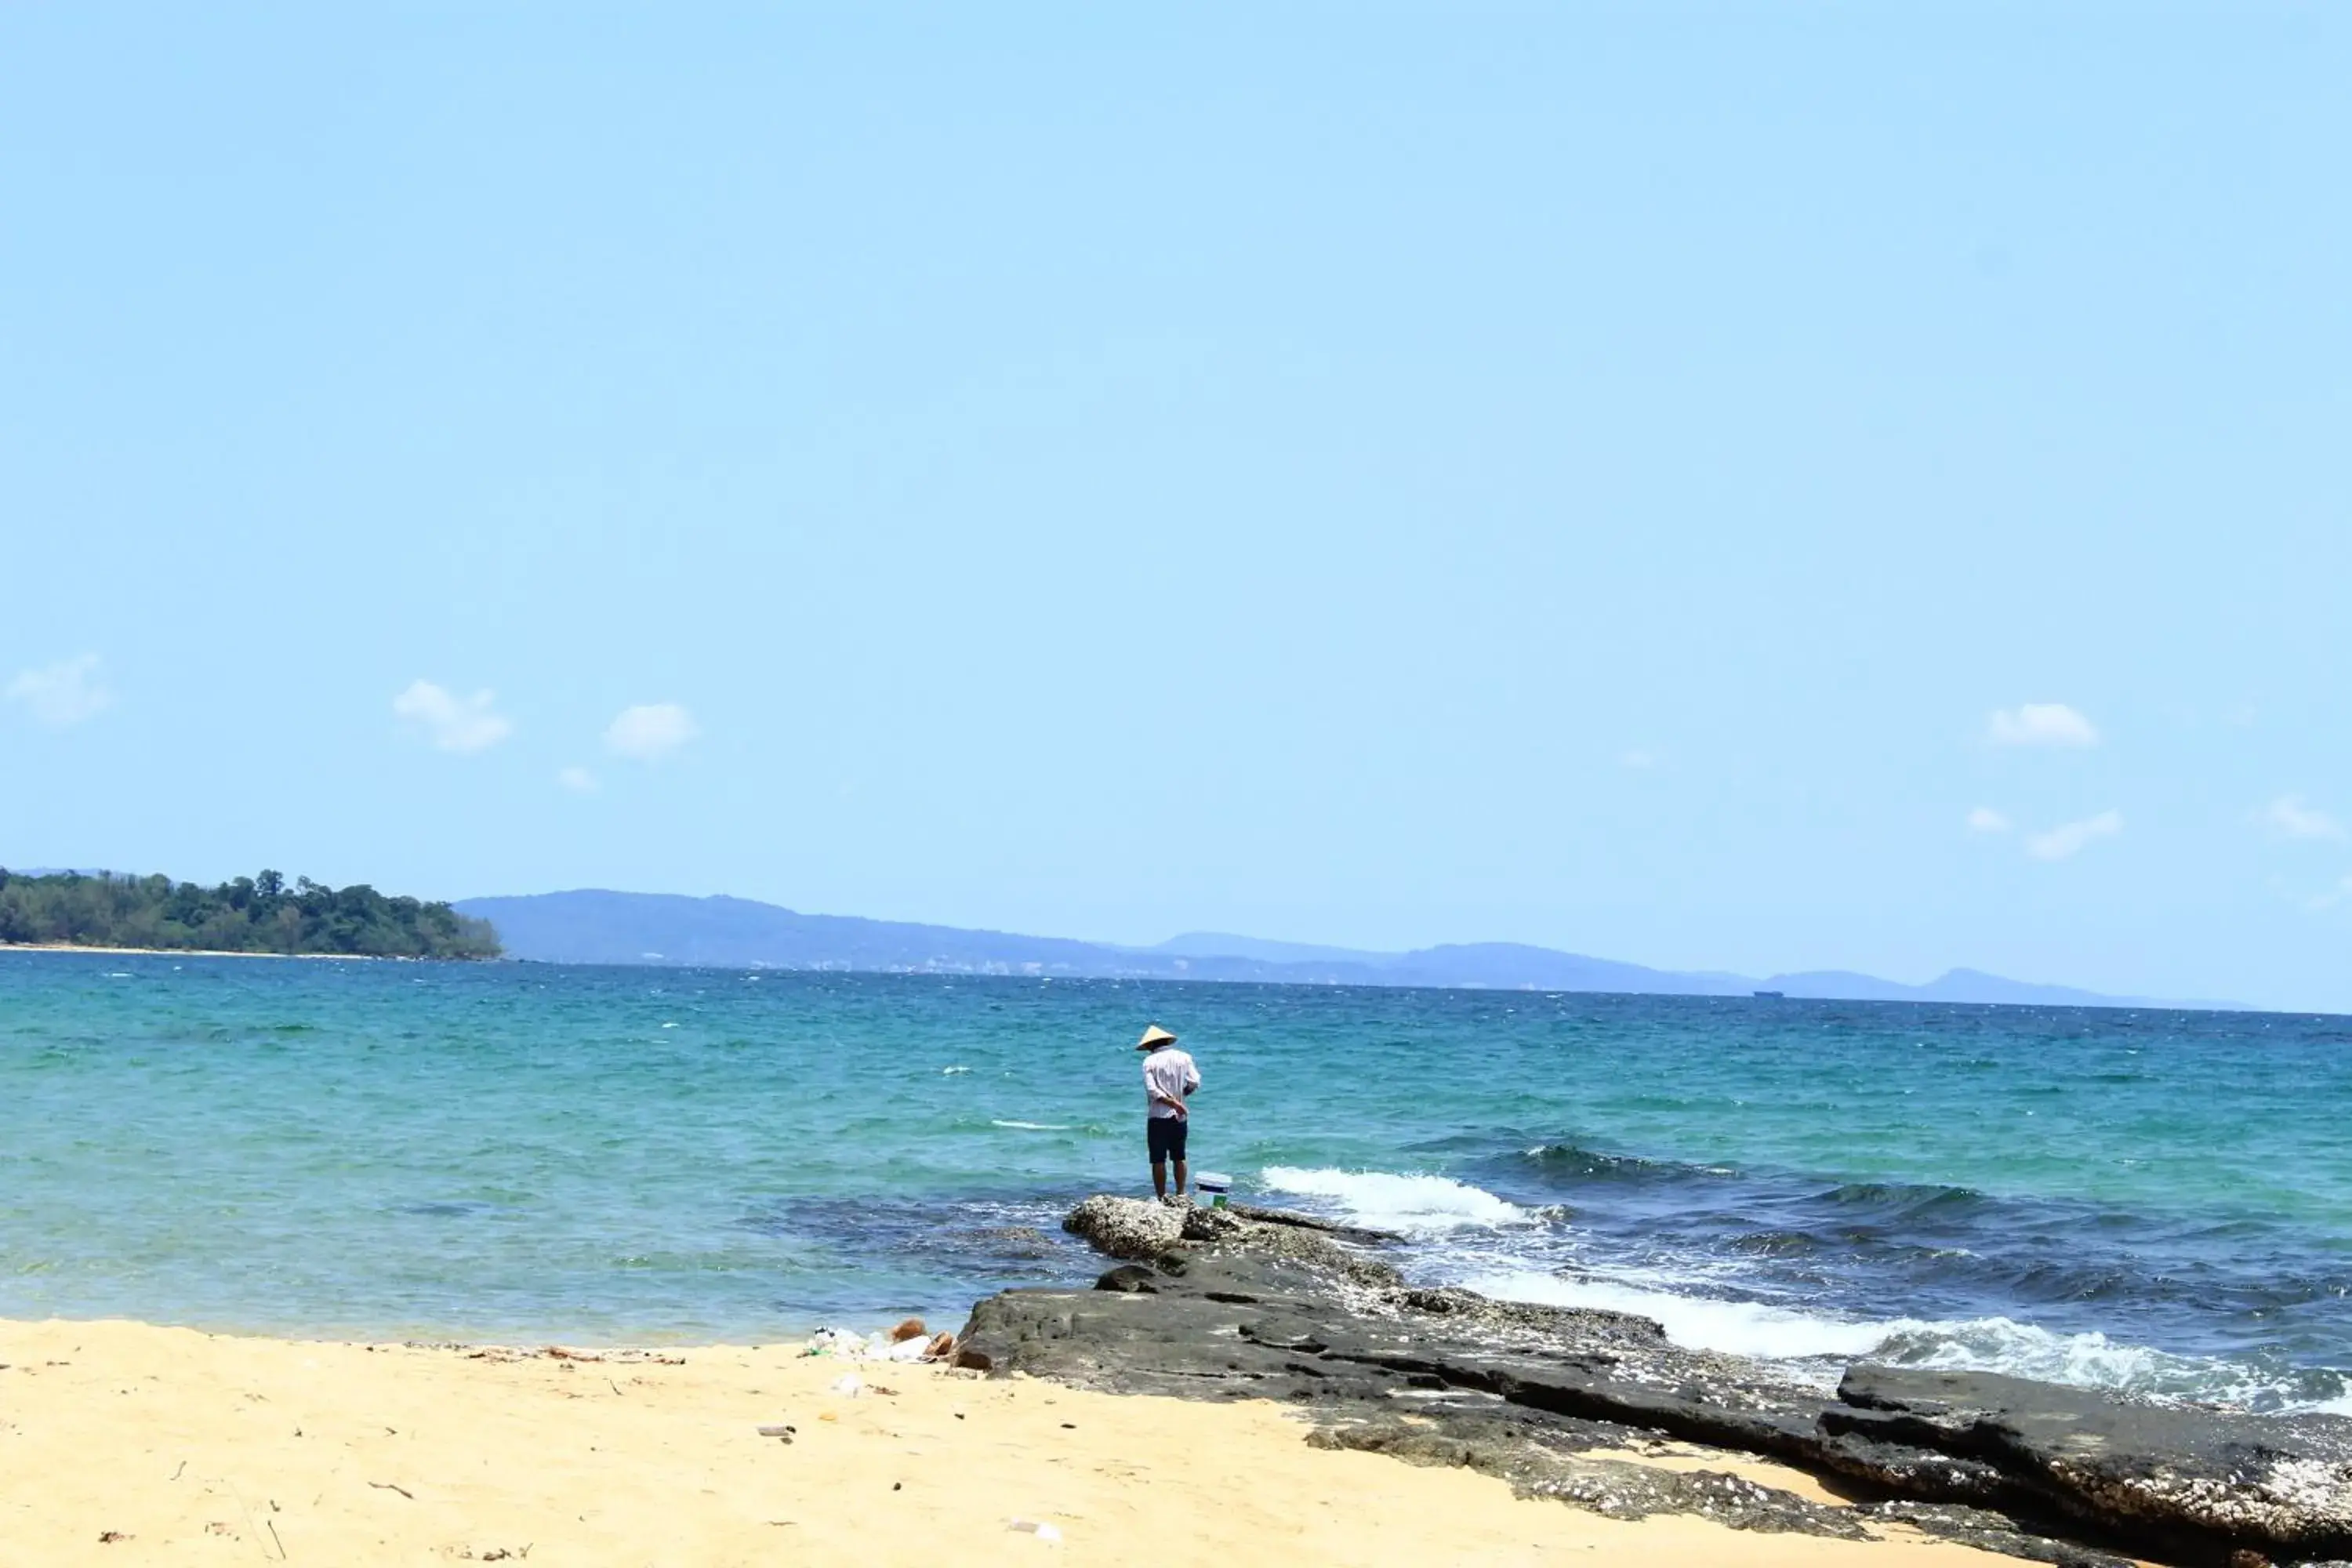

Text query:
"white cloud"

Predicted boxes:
[[604, 702, 699, 761], [557, 766, 600, 793], [1966, 807, 2013, 834], [1620, 749, 1657, 770], [2307, 875, 2352, 913], [1987, 702, 2100, 748], [2026, 809, 2123, 861], [5, 654, 113, 727], [2260, 793, 2347, 843], [392, 680, 513, 753]]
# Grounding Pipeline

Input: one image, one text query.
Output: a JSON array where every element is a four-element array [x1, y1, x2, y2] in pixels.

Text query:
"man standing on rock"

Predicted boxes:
[[1136, 1024, 1200, 1200]]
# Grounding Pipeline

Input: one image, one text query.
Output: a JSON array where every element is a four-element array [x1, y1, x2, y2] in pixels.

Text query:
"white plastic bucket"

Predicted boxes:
[[1194, 1172, 1232, 1208]]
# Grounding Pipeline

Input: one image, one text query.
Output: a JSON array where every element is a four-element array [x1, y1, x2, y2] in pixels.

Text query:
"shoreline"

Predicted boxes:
[[13, 1189, 2347, 1565], [17, 1190, 2341, 1568], [0, 942, 404, 960], [0, 1314, 2036, 1566]]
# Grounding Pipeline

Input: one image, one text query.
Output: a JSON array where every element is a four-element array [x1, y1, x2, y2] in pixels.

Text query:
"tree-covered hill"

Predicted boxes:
[[0, 869, 501, 959]]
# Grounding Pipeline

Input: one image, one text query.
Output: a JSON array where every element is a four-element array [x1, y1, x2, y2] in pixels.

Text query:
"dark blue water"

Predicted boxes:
[[2, 952, 2345, 1410]]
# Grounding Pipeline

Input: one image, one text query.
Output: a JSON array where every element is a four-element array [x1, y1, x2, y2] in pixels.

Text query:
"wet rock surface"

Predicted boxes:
[[1225, 1200, 1406, 1247], [1308, 1412, 1871, 1537], [1834, 1367, 2352, 1560], [1853, 1501, 2140, 1567], [963, 1196, 2352, 1566]]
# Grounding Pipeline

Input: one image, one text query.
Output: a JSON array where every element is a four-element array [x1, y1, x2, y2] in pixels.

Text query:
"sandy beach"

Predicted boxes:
[[0, 1317, 2056, 1567]]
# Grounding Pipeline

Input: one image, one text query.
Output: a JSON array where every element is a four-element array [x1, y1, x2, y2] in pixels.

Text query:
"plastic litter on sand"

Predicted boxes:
[[1008, 1519, 1064, 1543], [799, 1325, 940, 1363]]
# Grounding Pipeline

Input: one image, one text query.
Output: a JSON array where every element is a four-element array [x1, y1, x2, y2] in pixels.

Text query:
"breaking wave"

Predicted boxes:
[[1457, 1269, 2350, 1412], [1250, 1153, 2352, 1414], [1257, 1167, 1538, 1234]]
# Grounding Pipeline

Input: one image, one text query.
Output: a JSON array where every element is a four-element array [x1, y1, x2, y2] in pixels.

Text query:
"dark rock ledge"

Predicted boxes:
[[952, 1196, 2352, 1568]]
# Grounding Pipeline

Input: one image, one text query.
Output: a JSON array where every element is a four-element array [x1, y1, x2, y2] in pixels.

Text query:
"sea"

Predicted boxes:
[[4, 951, 2348, 1414]]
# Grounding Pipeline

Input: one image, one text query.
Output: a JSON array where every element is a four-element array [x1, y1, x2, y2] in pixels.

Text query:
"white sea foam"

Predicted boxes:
[[1461, 1269, 1892, 1363], [991, 1120, 1070, 1132], [1258, 1167, 1535, 1234], [941, 1065, 971, 1075], [1254, 1161, 2345, 1413], [1465, 1267, 2336, 1409], [1863, 1316, 2315, 1406]]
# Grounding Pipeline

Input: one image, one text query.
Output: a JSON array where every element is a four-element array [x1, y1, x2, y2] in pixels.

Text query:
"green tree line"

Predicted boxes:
[[0, 869, 502, 959]]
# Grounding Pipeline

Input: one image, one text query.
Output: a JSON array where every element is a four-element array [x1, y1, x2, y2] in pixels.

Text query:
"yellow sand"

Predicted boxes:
[[0, 1318, 2020, 1566]]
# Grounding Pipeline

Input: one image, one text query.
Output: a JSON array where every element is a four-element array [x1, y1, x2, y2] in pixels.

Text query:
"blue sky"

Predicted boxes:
[[3, 5, 2347, 1008]]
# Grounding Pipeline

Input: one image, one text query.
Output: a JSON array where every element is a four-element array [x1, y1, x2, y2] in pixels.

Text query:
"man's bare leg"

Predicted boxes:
[[1152, 1160, 1168, 1200], [1173, 1158, 1188, 1197]]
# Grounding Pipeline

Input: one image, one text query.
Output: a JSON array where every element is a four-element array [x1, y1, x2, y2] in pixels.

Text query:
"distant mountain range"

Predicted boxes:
[[453, 890, 2241, 1010]]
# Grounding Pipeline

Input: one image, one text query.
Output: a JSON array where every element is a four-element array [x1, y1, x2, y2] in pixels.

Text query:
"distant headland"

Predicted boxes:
[[454, 887, 2241, 1010], [0, 869, 500, 960]]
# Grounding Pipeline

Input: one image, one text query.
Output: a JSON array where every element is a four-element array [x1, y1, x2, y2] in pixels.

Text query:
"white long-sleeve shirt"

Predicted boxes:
[[1142, 1047, 1200, 1119]]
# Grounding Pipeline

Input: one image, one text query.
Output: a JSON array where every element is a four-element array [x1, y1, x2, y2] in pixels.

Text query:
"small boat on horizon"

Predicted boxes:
[[1753, 989, 1784, 999]]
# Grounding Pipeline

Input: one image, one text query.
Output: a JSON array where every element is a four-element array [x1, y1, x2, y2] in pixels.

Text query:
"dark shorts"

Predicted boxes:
[[1147, 1115, 1189, 1164]]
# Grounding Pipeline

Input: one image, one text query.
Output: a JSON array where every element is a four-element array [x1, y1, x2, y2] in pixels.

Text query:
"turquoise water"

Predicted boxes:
[[3, 951, 2348, 1410]]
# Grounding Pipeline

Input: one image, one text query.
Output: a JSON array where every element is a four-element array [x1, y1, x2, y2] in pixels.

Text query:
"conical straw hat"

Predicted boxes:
[[1134, 1024, 1178, 1051]]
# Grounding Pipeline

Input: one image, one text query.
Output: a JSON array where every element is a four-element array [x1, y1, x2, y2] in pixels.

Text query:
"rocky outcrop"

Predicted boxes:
[[1061, 1195, 1185, 1261], [1178, 1200, 1405, 1287], [1309, 1414, 1872, 1538], [1226, 1200, 1406, 1247], [1852, 1502, 2139, 1568], [1065, 1193, 1407, 1286], [1831, 1367, 2352, 1559], [964, 1195, 2352, 1567]]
